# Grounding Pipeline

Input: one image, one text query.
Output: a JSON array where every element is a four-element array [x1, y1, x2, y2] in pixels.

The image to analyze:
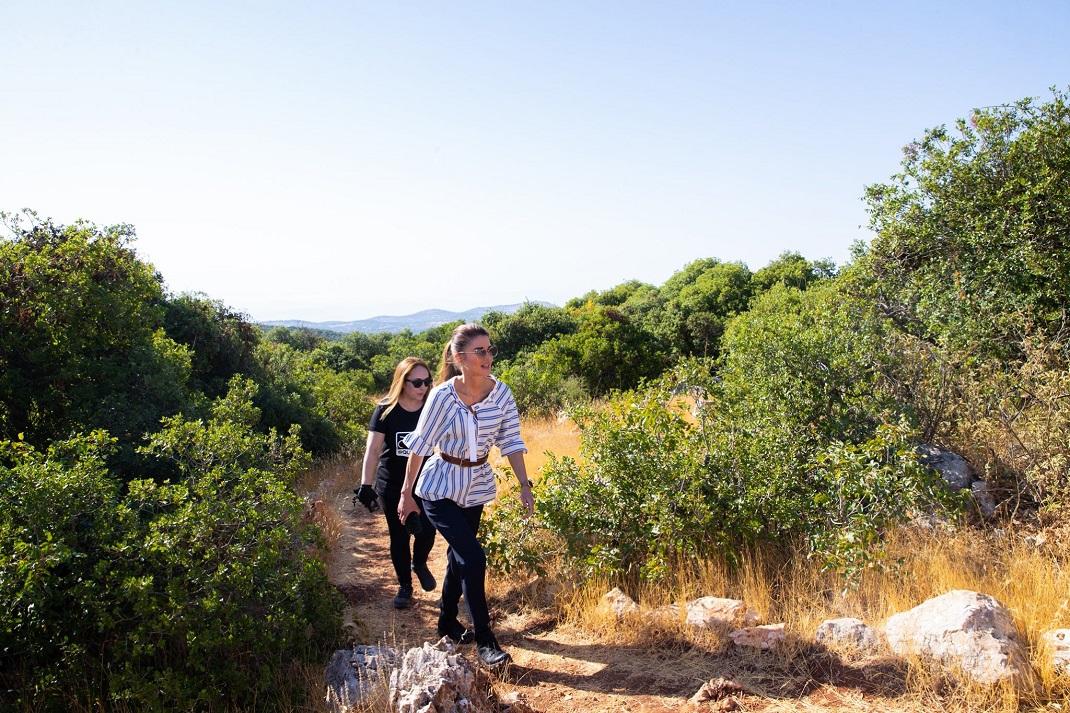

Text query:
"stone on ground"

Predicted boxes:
[[729, 623, 786, 650], [1043, 629, 1070, 674], [883, 589, 1032, 686], [685, 596, 759, 629], [325, 644, 398, 710], [391, 638, 496, 713], [598, 587, 639, 618], [815, 617, 882, 652]]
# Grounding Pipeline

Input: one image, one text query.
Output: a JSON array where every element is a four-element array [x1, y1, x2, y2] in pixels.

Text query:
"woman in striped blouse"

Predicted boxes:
[[398, 323, 533, 668]]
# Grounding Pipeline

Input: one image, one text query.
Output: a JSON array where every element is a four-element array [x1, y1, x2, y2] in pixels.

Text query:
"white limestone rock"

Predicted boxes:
[[391, 638, 495, 713], [325, 645, 398, 711], [729, 623, 786, 650], [1043, 629, 1070, 674], [815, 617, 882, 652], [685, 596, 759, 629], [883, 590, 1033, 686], [598, 587, 639, 618]]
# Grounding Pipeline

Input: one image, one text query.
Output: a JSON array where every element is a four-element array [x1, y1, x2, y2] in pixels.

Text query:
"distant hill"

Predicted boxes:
[[261, 302, 553, 334]]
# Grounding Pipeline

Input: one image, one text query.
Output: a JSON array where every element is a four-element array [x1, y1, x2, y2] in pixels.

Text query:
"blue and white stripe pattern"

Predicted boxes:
[[403, 376, 527, 507]]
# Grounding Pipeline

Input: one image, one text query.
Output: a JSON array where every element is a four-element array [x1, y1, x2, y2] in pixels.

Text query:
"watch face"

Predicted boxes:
[[396, 432, 412, 457]]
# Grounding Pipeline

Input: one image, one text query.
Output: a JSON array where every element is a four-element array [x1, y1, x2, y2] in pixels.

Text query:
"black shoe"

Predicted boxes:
[[437, 618, 474, 645], [476, 632, 511, 668], [393, 587, 413, 609], [412, 563, 437, 592]]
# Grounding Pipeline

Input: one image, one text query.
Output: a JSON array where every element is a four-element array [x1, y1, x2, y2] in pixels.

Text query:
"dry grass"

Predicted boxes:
[[489, 414, 581, 499], [297, 455, 363, 552], [542, 526, 1070, 711]]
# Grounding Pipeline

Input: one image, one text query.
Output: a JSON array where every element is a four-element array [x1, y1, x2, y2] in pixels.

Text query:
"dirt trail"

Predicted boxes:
[[330, 498, 918, 713]]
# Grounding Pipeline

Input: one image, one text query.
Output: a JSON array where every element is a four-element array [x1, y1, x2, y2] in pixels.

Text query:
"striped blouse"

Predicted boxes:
[[403, 376, 527, 507]]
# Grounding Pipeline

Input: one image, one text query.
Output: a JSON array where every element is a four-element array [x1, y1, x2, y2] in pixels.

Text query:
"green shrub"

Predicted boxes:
[[0, 380, 343, 711], [496, 348, 588, 416], [530, 288, 957, 583]]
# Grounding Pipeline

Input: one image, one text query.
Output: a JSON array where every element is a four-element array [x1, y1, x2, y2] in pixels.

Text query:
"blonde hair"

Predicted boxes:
[[437, 323, 490, 383], [379, 357, 432, 417]]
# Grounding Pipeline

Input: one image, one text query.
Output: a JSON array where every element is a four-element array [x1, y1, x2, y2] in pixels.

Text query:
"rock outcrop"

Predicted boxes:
[[391, 638, 496, 713], [325, 638, 498, 712], [325, 645, 398, 710]]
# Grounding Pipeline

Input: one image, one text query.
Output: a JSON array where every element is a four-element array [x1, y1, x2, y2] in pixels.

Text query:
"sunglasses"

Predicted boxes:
[[406, 377, 433, 388], [457, 345, 498, 358]]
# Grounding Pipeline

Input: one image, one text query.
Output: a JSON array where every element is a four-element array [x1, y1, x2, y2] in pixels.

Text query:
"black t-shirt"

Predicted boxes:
[[368, 402, 423, 497]]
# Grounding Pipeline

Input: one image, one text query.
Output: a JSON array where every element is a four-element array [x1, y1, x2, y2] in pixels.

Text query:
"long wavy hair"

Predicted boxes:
[[437, 323, 490, 383], [379, 356, 432, 417]]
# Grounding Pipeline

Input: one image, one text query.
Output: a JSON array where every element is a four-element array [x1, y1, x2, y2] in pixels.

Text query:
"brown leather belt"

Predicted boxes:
[[439, 451, 489, 468]]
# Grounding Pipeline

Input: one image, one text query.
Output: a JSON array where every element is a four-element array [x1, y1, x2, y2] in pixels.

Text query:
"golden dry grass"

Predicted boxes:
[[489, 414, 581, 497], [548, 526, 1070, 711]]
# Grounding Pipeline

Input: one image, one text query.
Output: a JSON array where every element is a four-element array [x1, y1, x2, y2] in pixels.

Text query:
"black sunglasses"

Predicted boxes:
[[457, 345, 498, 358], [406, 377, 433, 388]]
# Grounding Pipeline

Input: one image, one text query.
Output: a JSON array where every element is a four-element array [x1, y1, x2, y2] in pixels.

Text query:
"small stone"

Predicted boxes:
[[815, 617, 882, 652], [689, 677, 751, 703], [598, 587, 639, 618], [729, 623, 786, 650], [1044, 629, 1070, 674], [684, 596, 758, 629]]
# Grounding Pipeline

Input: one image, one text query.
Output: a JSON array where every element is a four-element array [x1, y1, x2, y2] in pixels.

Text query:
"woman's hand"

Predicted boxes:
[[519, 483, 534, 517], [398, 490, 420, 524]]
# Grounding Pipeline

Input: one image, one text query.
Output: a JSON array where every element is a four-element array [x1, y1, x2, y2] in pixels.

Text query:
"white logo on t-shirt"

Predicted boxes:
[[396, 432, 412, 457]]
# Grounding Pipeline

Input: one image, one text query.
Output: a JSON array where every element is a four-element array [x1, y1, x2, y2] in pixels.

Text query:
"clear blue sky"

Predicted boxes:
[[2, 2, 1067, 321]]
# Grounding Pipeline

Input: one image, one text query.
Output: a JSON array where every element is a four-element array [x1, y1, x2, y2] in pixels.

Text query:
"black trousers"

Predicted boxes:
[[379, 490, 436, 590], [421, 498, 489, 635]]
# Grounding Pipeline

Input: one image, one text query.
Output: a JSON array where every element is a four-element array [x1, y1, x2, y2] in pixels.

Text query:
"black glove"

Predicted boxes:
[[354, 484, 380, 513], [405, 512, 424, 536]]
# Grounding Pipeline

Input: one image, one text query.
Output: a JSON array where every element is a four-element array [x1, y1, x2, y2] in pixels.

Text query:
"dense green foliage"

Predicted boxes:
[[0, 381, 341, 710], [522, 285, 956, 580], [857, 88, 1070, 509], [486, 88, 1070, 584], [0, 213, 359, 710]]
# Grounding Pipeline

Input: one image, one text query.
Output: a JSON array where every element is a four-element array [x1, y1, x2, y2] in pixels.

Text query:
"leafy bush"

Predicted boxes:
[[0, 380, 343, 711], [530, 282, 957, 583], [856, 88, 1070, 516], [496, 347, 589, 416], [0, 212, 191, 470], [253, 341, 374, 456], [861, 88, 1070, 360], [481, 469, 554, 577]]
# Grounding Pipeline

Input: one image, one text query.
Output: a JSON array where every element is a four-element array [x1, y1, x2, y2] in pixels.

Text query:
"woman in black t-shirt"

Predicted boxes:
[[354, 357, 437, 609]]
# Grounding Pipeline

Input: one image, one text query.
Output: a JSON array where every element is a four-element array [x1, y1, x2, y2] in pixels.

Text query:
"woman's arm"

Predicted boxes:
[[360, 431, 386, 486], [506, 451, 534, 516]]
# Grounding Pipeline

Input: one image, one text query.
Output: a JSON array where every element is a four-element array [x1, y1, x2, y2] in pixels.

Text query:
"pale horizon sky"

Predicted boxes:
[[2, 2, 1068, 322]]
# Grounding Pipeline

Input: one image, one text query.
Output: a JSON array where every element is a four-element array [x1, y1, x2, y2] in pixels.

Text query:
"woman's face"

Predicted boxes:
[[455, 334, 494, 378], [402, 365, 432, 401]]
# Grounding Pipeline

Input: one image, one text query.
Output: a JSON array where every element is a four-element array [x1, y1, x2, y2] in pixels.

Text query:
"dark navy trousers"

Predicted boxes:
[[379, 490, 436, 590], [421, 498, 488, 635]]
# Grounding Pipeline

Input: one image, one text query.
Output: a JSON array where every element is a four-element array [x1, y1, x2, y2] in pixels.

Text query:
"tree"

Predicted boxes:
[[483, 303, 577, 363], [860, 88, 1070, 360], [752, 251, 836, 293], [163, 293, 259, 398], [0, 212, 190, 468], [543, 304, 669, 395], [658, 259, 754, 357]]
